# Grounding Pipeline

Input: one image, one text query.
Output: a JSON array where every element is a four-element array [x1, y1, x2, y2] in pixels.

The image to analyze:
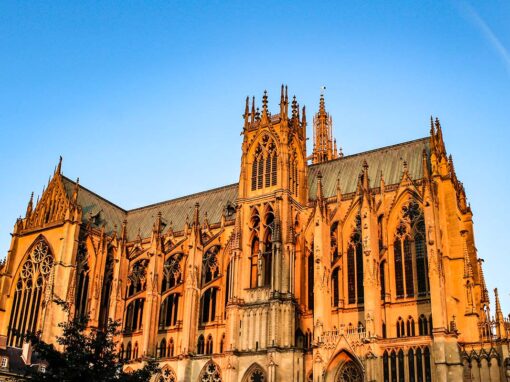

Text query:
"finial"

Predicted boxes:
[[430, 116, 435, 134], [193, 202, 200, 226], [255, 107, 260, 121], [72, 177, 80, 203], [291, 96, 298, 118], [262, 90, 268, 113], [285, 85, 288, 104], [26, 192, 34, 218], [251, 96, 256, 123], [56, 156, 63, 175], [302, 105, 306, 125], [243, 96, 250, 127], [339, 147, 344, 158], [495, 288, 503, 314]]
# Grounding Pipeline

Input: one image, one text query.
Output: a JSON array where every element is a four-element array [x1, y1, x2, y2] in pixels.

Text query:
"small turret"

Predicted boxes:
[[312, 91, 337, 164]]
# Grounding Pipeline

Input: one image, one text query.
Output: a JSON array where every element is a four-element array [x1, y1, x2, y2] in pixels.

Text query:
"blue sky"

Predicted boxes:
[[1, 1, 509, 312]]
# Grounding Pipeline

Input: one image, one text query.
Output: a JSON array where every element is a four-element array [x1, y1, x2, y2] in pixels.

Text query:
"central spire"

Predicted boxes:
[[312, 89, 338, 164]]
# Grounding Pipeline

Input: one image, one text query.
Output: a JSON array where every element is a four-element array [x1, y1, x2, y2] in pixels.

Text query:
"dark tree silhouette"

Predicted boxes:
[[25, 299, 159, 382]]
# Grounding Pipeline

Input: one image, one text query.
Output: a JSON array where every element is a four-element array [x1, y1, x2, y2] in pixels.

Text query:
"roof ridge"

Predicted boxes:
[[308, 137, 429, 168], [62, 175, 128, 213], [127, 182, 239, 213]]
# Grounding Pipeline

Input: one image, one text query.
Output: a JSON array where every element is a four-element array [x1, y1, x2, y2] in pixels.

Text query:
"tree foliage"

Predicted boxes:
[[26, 299, 159, 382]]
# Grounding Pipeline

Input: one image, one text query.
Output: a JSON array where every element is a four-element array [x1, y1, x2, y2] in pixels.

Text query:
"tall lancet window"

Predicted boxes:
[[262, 207, 274, 287], [251, 136, 278, 191], [249, 209, 260, 289], [75, 241, 90, 320], [202, 246, 220, 287], [8, 239, 54, 347], [99, 248, 114, 328], [347, 214, 363, 305], [307, 241, 314, 310], [393, 200, 429, 299]]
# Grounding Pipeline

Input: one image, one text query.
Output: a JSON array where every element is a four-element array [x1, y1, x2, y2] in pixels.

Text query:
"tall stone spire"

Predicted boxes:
[[312, 90, 337, 164]]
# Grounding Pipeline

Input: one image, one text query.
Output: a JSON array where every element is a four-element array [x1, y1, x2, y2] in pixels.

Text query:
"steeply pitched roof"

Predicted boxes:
[[308, 137, 429, 199], [126, 184, 238, 239], [63, 137, 429, 241]]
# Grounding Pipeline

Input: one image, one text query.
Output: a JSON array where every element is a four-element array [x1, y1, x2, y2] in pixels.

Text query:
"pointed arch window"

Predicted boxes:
[[383, 351, 389, 382], [159, 338, 167, 358], [398, 349, 405, 382], [99, 248, 114, 328], [390, 351, 397, 382], [393, 201, 429, 299], [75, 240, 90, 320], [347, 214, 363, 305], [251, 137, 278, 191], [162, 254, 183, 292], [418, 315, 429, 336], [331, 267, 339, 307], [133, 342, 138, 359], [200, 287, 218, 324], [126, 342, 132, 360], [7, 239, 54, 347], [330, 222, 339, 262], [416, 348, 423, 382], [307, 242, 314, 310], [197, 334, 205, 355], [250, 209, 260, 288], [160, 293, 180, 328], [124, 298, 144, 332], [408, 348, 416, 382], [206, 334, 213, 355], [262, 208, 274, 287], [202, 246, 220, 287], [169, 337, 174, 357], [396, 317, 405, 338], [127, 259, 148, 297], [219, 333, 225, 353], [407, 316, 416, 337]]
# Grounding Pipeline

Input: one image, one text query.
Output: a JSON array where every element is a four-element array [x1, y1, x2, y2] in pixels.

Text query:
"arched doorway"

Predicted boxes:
[[335, 360, 363, 382]]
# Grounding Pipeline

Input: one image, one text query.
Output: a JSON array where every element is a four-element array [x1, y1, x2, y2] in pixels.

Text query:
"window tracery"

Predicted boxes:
[[243, 364, 266, 382], [393, 201, 429, 299], [251, 135, 278, 191], [7, 240, 54, 347], [162, 254, 183, 292], [202, 246, 220, 286], [158, 366, 177, 382], [127, 259, 148, 297], [198, 361, 222, 382], [336, 361, 362, 382]]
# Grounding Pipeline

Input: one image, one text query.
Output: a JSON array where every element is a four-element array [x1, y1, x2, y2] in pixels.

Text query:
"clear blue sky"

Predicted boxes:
[[1, 1, 509, 312]]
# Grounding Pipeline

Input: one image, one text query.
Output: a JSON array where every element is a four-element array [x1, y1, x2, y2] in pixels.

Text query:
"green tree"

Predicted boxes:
[[26, 299, 160, 382]]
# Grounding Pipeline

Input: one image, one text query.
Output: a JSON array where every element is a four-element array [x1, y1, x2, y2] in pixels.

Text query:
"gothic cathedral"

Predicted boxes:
[[0, 87, 509, 381]]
